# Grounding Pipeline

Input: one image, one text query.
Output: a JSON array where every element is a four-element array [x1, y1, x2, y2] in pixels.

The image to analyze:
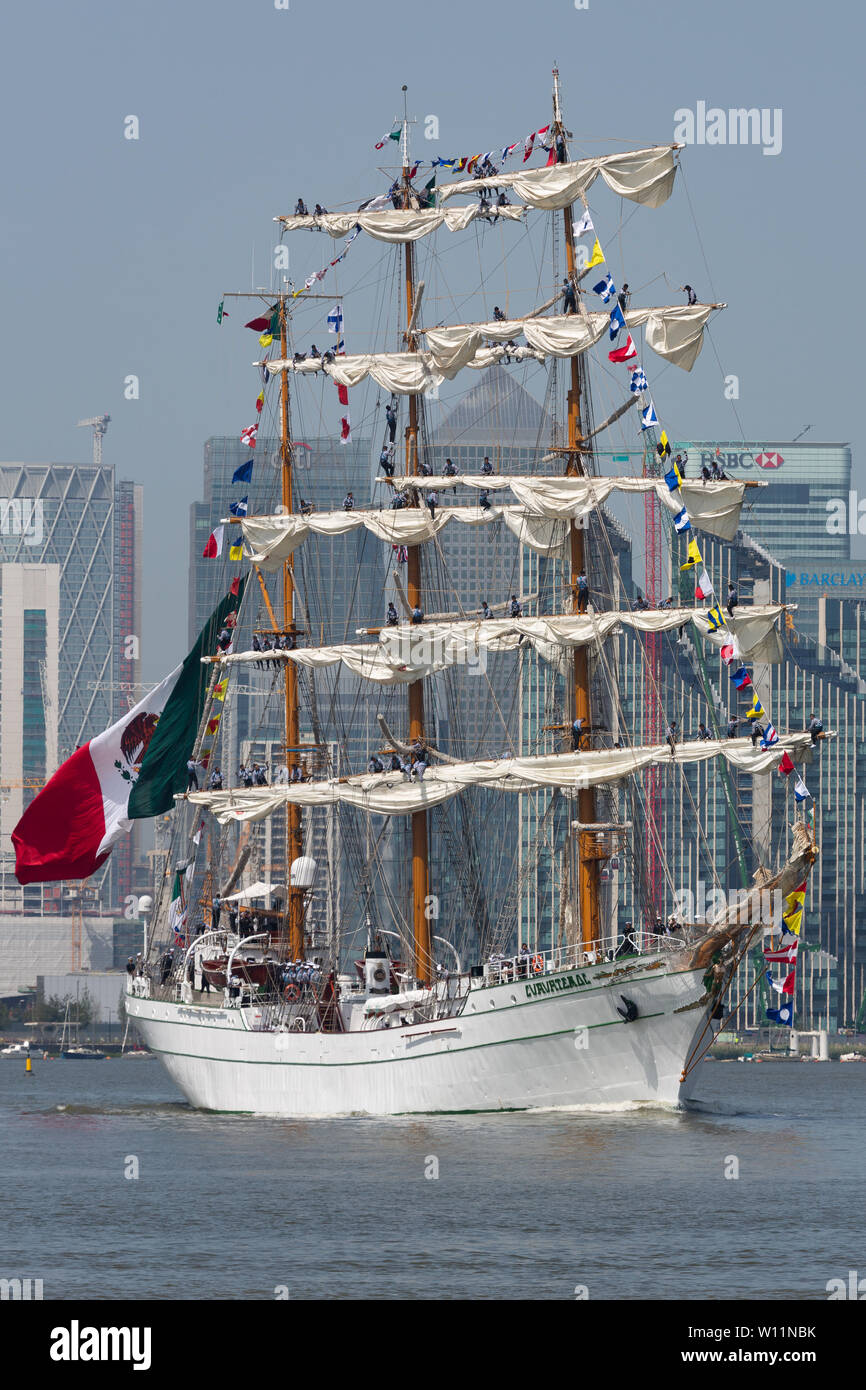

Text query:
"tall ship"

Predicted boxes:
[[123, 72, 823, 1114]]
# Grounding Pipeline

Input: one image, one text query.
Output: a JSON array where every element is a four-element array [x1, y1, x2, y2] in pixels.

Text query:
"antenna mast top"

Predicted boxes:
[[401, 85, 411, 170], [552, 65, 563, 127]]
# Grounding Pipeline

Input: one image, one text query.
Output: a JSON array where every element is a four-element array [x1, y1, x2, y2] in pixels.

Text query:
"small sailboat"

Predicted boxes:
[[59, 1001, 105, 1059]]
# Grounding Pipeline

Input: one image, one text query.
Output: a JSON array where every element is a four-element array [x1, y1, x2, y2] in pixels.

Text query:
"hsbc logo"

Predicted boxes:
[[690, 450, 785, 473]]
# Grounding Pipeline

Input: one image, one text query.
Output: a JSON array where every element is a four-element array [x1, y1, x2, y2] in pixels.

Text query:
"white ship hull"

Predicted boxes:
[[125, 951, 713, 1116]]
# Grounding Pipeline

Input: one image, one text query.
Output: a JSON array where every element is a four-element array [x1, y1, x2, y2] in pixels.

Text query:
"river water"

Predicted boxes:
[[1, 1055, 862, 1300]]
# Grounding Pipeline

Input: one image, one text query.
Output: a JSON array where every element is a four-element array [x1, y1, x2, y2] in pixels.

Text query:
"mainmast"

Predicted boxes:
[[278, 298, 305, 959], [400, 87, 433, 985], [552, 66, 603, 950]]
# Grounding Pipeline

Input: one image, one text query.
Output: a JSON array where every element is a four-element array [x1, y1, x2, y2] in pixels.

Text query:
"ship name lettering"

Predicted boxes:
[[524, 972, 589, 998]]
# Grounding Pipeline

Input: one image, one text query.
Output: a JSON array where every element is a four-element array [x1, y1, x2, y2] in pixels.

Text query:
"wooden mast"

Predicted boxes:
[[278, 297, 305, 958], [552, 67, 603, 951], [400, 88, 432, 985]]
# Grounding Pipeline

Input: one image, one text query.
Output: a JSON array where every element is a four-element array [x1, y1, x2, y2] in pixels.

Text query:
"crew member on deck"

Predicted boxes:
[[615, 924, 633, 959]]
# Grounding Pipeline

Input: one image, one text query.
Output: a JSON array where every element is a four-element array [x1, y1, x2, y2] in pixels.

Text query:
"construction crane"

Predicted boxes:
[[76, 413, 111, 466]]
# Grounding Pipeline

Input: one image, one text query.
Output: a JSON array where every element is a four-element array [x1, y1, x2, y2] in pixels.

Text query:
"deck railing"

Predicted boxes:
[[481, 931, 683, 986]]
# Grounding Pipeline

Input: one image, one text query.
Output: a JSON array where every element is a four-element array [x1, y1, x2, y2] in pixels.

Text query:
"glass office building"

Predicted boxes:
[[0, 464, 143, 914]]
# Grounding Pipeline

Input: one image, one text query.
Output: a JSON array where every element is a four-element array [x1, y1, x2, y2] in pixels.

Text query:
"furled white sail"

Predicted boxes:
[[436, 146, 678, 209], [186, 732, 817, 823], [214, 606, 788, 685], [237, 478, 751, 569], [428, 305, 717, 372], [378, 475, 756, 542], [275, 205, 525, 242], [239, 506, 573, 567], [264, 305, 718, 386]]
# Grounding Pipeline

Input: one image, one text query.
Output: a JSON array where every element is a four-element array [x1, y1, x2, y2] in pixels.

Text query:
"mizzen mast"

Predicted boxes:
[[552, 66, 604, 950], [278, 297, 305, 959]]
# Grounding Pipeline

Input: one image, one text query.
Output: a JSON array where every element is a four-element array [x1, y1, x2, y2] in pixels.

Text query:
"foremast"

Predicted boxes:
[[552, 67, 603, 950], [400, 88, 433, 986]]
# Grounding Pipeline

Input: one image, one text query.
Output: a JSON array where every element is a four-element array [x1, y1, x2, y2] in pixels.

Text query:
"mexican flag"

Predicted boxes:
[[167, 869, 191, 939], [12, 582, 245, 884]]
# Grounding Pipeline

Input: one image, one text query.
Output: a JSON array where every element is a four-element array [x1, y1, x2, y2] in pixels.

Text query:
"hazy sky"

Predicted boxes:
[[1, 0, 862, 679]]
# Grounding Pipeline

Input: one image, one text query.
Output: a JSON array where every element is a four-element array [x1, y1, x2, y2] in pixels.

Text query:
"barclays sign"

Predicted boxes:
[[785, 568, 866, 591]]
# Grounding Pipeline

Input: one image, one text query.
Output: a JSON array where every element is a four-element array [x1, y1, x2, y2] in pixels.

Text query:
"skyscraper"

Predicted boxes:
[[0, 464, 143, 915], [675, 440, 853, 639]]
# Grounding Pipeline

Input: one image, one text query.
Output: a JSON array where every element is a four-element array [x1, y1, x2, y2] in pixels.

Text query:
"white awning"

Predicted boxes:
[[219, 881, 285, 903]]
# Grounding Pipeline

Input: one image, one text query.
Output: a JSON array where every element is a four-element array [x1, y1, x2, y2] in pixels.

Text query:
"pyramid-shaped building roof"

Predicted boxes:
[[434, 365, 551, 444]]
